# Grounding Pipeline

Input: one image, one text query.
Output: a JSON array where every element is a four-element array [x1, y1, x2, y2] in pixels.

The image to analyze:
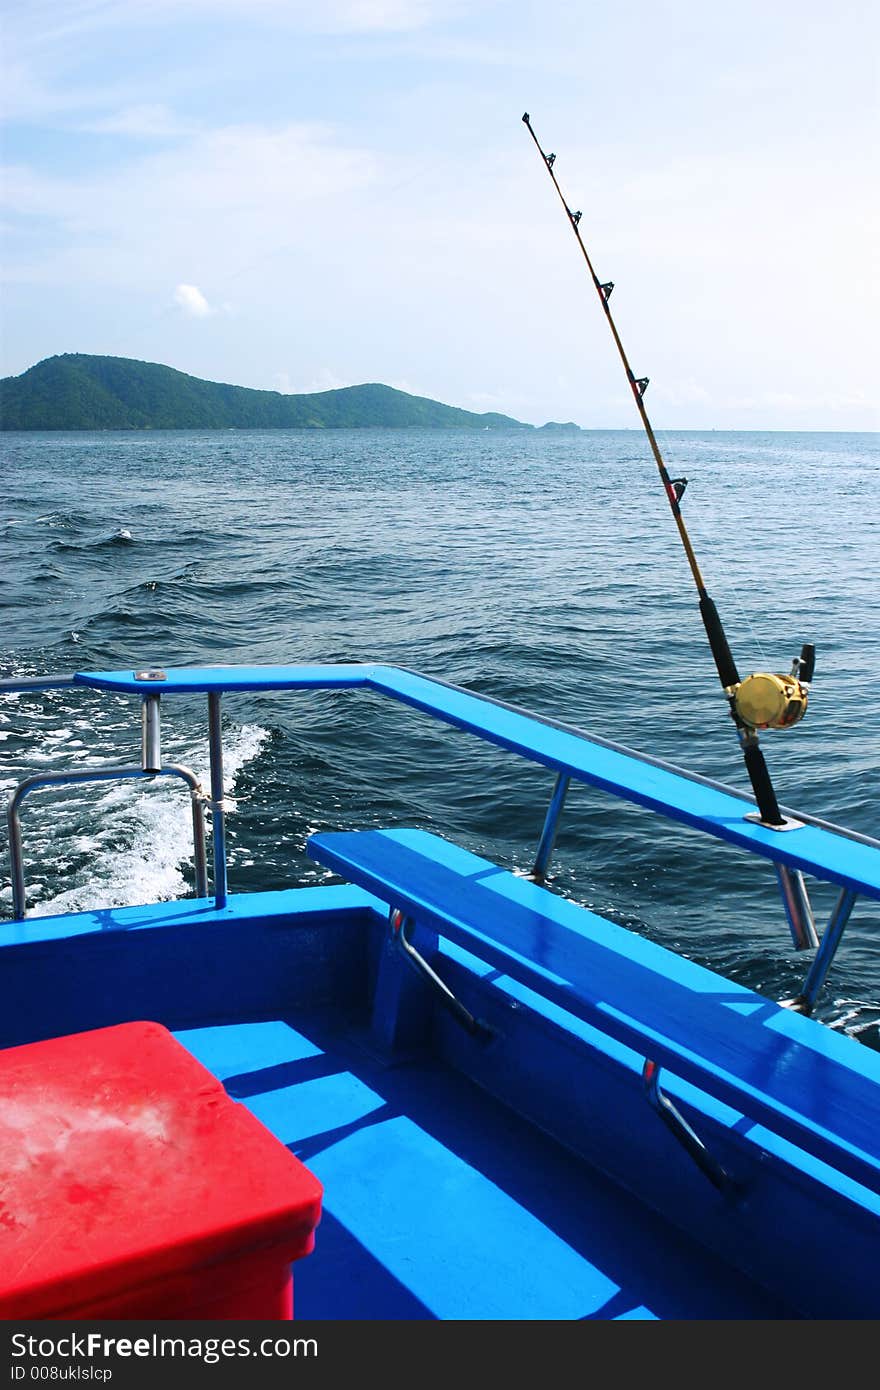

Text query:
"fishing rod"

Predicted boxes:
[[522, 112, 815, 829]]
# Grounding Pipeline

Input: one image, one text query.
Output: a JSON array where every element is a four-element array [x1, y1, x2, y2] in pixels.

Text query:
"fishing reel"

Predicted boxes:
[[730, 644, 815, 731]]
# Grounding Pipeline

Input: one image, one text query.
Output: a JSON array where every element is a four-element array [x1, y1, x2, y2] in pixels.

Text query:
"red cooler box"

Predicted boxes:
[[0, 1021, 323, 1319]]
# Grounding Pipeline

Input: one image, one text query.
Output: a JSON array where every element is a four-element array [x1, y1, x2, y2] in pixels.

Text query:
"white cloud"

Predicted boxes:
[[79, 104, 188, 137], [5, 0, 450, 48], [314, 0, 443, 30], [295, 368, 352, 393], [0, 2, 456, 125], [0, 122, 381, 286], [173, 284, 212, 317]]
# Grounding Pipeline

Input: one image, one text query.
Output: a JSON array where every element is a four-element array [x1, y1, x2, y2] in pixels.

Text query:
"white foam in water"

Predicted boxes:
[[28, 722, 270, 917]]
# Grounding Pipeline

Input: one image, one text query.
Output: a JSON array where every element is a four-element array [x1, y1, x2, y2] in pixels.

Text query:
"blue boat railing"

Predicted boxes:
[[2, 662, 879, 1014]]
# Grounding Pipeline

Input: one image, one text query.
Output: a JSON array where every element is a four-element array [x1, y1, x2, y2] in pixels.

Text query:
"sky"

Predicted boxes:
[[1, 0, 878, 430]]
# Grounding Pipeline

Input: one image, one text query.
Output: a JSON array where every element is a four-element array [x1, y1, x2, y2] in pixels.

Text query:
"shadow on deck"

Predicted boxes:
[[175, 1012, 797, 1321]]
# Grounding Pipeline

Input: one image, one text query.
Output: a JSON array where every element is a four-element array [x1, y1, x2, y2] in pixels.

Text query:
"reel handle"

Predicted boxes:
[[797, 643, 816, 684]]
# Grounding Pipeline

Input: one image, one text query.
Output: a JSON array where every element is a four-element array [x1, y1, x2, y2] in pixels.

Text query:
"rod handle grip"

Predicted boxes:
[[698, 594, 740, 690]]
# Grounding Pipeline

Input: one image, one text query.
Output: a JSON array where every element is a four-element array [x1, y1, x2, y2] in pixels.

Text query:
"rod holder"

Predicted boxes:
[[141, 694, 162, 773], [207, 690, 228, 909], [775, 864, 819, 951]]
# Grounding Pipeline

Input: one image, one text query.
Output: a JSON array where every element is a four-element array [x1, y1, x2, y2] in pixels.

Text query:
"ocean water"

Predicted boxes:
[[1, 427, 878, 1042]]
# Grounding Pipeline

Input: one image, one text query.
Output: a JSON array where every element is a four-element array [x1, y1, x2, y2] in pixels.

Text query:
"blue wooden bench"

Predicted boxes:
[[307, 826, 880, 1203]]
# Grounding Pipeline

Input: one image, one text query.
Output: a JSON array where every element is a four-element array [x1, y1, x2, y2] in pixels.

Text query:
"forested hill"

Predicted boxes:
[[0, 354, 558, 431]]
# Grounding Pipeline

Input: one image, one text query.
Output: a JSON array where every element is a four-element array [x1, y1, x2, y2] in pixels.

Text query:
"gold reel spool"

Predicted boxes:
[[733, 672, 809, 730]]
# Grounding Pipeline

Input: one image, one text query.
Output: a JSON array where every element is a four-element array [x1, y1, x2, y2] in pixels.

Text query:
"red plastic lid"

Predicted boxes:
[[0, 1022, 323, 1318]]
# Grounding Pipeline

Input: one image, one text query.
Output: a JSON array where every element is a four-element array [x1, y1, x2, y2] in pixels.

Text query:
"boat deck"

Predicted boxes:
[[174, 1010, 796, 1320], [3, 880, 876, 1319]]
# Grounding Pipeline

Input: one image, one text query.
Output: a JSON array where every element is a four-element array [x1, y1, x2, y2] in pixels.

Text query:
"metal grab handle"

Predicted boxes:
[[6, 763, 209, 920], [390, 909, 493, 1040], [642, 1058, 733, 1194]]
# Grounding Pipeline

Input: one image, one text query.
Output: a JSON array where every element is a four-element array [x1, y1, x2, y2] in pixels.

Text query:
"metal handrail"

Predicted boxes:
[[6, 764, 209, 920], [4, 664, 879, 850]]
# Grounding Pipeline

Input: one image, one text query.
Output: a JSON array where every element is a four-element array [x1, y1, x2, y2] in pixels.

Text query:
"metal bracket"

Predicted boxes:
[[529, 771, 570, 882], [389, 909, 493, 1040], [199, 795, 237, 814], [642, 1059, 734, 1194], [782, 887, 859, 1016], [744, 812, 804, 831]]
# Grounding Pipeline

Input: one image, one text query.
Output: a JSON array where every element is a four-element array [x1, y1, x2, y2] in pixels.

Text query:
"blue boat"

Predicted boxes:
[[1, 659, 879, 1320], [2, 115, 876, 1327]]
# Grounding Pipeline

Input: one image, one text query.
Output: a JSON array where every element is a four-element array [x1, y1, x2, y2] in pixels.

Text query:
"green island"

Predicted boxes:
[[0, 354, 582, 432]]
